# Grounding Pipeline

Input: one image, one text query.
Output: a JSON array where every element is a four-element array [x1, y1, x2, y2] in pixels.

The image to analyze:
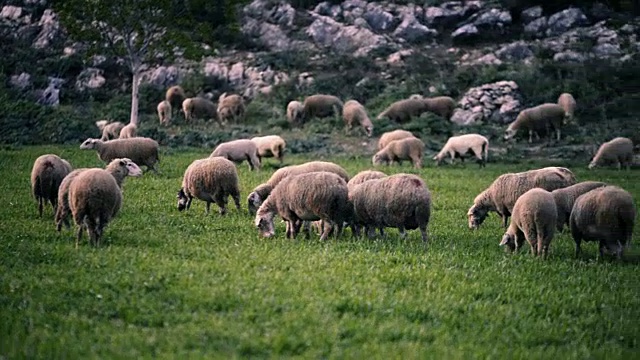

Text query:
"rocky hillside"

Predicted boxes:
[[1, 0, 639, 161]]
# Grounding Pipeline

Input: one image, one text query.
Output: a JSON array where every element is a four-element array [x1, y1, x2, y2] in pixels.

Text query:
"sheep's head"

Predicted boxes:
[[467, 205, 489, 230], [499, 232, 516, 252], [247, 191, 263, 215], [122, 159, 143, 177], [432, 153, 445, 166], [255, 214, 275, 238], [503, 128, 517, 141], [372, 153, 387, 166], [363, 123, 374, 137], [80, 138, 100, 149], [587, 160, 597, 170], [176, 188, 189, 211]]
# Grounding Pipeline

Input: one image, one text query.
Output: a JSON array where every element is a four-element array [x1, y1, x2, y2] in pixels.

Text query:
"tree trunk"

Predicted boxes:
[[130, 71, 140, 126]]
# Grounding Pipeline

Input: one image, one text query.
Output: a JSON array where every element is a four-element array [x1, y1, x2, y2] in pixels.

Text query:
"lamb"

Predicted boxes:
[[301, 94, 344, 122], [551, 181, 608, 232], [251, 135, 286, 165], [342, 100, 374, 137], [177, 157, 241, 215], [182, 97, 219, 124], [254, 171, 351, 240], [372, 136, 425, 169], [376, 98, 429, 123], [588, 137, 634, 170], [247, 161, 350, 215], [96, 120, 125, 141], [210, 139, 261, 171], [119, 122, 137, 139], [570, 186, 636, 259], [216, 93, 246, 124], [347, 170, 387, 191], [286, 100, 304, 125], [499, 188, 557, 257], [69, 164, 142, 247], [349, 174, 431, 242], [31, 154, 73, 217], [378, 129, 416, 150], [166, 85, 186, 116], [423, 96, 456, 120], [55, 158, 142, 231], [557, 93, 576, 123], [157, 100, 171, 125], [503, 103, 566, 143], [80, 137, 160, 172], [467, 166, 577, 229], [433, 133, 489, 167]]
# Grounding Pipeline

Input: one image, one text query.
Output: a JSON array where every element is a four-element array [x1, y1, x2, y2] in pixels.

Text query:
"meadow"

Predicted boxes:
[[1, 145, 639, 359]]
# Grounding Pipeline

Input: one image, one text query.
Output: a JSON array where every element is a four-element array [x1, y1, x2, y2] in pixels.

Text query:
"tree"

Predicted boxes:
[[54, 0, 204, 126]]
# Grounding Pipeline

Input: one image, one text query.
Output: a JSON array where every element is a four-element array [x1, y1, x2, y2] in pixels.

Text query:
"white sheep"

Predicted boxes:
[[373, 136, 425, 169], [504, 103, 566, 143], [251, 135, 286, 165], [31, 154, 73, 217], [217, 93, 246, 124], [177, 157, 241, 215], [468, 167, 577, 229], [119, 123, 137, 139], [376, 98, 429, 123], [377, 129, 416, 150], [157, 100, 172, 125], [551, 181, 608, 232], [588, 137, 634, 170], [557, 93, 576, 123], [301, 94, 344, 122], [570, 185, 636, 259], [342, 100, 374, 137], [433, 133, 489, 167], [499, 188, 557, 257], [210, 139, 261, 171], [95, 120, 125, 141], [347, 170, 387, 191], [286, 100, 304, 125], [80, 137, 160, 172]]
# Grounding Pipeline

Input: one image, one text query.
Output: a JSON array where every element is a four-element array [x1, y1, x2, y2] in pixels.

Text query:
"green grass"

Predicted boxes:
[[1, 145, 639, 359]]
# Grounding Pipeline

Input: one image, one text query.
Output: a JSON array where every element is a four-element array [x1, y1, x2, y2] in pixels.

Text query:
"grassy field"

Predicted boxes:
[[1, 145, 639, 359]]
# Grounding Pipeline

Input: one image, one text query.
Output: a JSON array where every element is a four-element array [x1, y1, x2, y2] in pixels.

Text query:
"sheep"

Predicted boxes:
[[182, 97, 219, 124], [216, 93, 246, 124], [570, 186, 636, 259], [504, 103, 566, 143], [467, 167, 577, 229], [499, 188, 557, 257], [69, 164, 142, 247], [557, 93, 577, 123], [378, 129, 416, 150], [119, 123, 137, 139], [433, 133, 489, 167], [409, 94, 423, 100], [31, 154, 73, 217], [254, 171, 351, 241], [247, 161, 350, 215], [347, 170, 387, 191], [250, 135, 286, 165], [301, 94, 344, 122], [96, 120, 125, 141], [286, 100, 304, 125], [157, 100, 172, 125], [372, 136, 425, 169], [551, 181, 608, 233], [55, 158, 142, 231], [342, 100, 374, 137], [423, 96, 456, 120], [165, 85, 186, 116], [376, 98, 429, 123], [80, 137, 160, 172], [177, 157, 241, 215], [349, 174, 431, 242], [210, 139, 261, 171], [588, 137, 634, 170]]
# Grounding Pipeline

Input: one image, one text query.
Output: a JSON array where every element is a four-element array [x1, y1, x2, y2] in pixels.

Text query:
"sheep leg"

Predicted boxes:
[[205, 201, 211, 215], [365, 226, 376, 239], [598, 241, 606, 260], [232, 193, 241, 211], [528, 130, 533, 143], [420, 225, 428, 244], [214, 194, 228, 216], [555, 129, 561, 141], [501, 215, 509, 228], [573, 235, 583, 258], [186, 197, 193, 210], [38, 197, 44, 218], [398, 226, 407, 240]]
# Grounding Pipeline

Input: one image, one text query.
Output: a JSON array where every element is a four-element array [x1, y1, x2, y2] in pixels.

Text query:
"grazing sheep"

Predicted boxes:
[[373, 136, 425, 169], [499, 188, 557, 257], [342, 100, 374, 137], [557, 93, 577, 123], [347, 170, 387, 191], [433, 133, 489, 167], [119, 122, 137, 139], [251, 135, 286, 165], [210, 139, 261, 171], [216, 93, 246, 124], [286, 100, 304, 125], [96, 120, 125, 141], [551, 181, 608, 232], [69, 166, 142, 247], [80, 137, 160, 172], [570, 186, 636, 259], [504, 103, 566, 143], [157, 100, 171, 125], [378, 129, 416, 150], [301, 94, 344, 122], [182, 97, 219, 124], [31, 154, 73, 217], [350, 174, 431, 242], [423, 96, 456, 120], [177, 157, 241, 215], [588, 137, 634, 170], [468, 167, 577, 229], [255, 171, 351, 240], [247, 161, 350, 215], [166, 85, 186, 116], [376, 98, 429, 123]]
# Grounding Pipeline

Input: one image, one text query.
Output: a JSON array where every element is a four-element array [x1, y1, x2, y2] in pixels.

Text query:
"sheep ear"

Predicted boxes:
[[119, 159, 126, 166]]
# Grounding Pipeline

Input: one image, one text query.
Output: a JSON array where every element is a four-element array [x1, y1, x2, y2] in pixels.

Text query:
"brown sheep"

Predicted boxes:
[[588, 137, 634, 170], [182, 97, 220, 124], [557, 93, 577, 124], [166, 85, 186, 117], [31, 154, 73, 217], [342, 100, 374, 137], [377, 130, 416, 150], [301, 94, 344, 122], [217, 93, 246, 124], [372, 137, 425, 169], [376, 98, 429, 123], [424, 96, 456, 120]]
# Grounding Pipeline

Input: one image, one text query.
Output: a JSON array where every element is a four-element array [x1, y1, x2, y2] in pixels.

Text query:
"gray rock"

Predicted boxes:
[[393, 15, 437, 43], [553, 50, 586, 63], [1, 5, 24, 21], [592, 43, 621, 58], [10, 72, 31, 89], [229, 62, 245, 86], [455, 80, 523, 124], [33, 9, 61, 49], [362, 7, 396, 32], [342, 0, 367, 11], [472, 53, 502, 65], [546, 8, 589, 37], [75, 68, 106, 91], [203, 60, 229, 81], [314, 2, 342, 18], [619, 24, 635, 35], [306, 15, 388, 56], [495, 41, 534, 61], [452, 24, 478, 40], [473, 8, 512, 28], [588, 2, 613, 21], [242, 18, 294, 52], [524, 16, 547, 37], [450, 109, 483, 125], [139, 65, 185, 87], [424, 1, 482, 27], [521, 6, 542, 23]]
